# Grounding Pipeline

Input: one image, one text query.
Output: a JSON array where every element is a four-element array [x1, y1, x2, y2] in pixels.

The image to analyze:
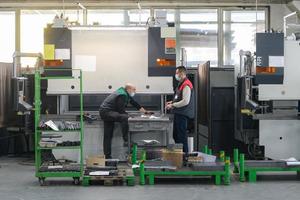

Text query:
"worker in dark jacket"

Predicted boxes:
[[99, 83, 146, 159], [166, 66, 195, 155]]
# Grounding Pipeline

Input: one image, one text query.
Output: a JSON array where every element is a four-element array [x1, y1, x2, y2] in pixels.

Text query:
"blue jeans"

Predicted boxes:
[[173, 114, 188, 154]]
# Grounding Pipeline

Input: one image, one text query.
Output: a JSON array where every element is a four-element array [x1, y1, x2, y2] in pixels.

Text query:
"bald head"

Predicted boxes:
[[125, 83, 136, 90], [125, 83, 136, 97]]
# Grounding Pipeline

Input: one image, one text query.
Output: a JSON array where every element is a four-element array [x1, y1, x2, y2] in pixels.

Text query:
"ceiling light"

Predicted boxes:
[[77, 2, 86, 10], [137, 1, 142, 10]]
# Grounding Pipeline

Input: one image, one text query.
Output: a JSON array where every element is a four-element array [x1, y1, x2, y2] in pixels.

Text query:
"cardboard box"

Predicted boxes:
[[162, 149, 183, 169], [86, 155, 105, 167]]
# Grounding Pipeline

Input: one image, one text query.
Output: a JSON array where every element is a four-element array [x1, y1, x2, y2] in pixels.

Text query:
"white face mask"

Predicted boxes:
[[175, 74, 181, 81], [130, 92, 135, 97]]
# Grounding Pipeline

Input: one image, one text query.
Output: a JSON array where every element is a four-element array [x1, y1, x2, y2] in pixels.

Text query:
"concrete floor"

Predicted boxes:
[[1, 157, 300, 200]]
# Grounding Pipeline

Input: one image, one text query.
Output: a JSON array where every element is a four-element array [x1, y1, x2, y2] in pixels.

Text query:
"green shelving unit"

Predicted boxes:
[[34, 69, 84, 186]]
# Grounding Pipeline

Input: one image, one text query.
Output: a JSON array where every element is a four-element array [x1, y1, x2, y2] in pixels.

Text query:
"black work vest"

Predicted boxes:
[[99, 87, 129, 112], [173, 78, 195, 119]]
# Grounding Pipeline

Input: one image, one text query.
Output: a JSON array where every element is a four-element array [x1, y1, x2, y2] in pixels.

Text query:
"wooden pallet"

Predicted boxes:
[[82, 169, 135, 186]]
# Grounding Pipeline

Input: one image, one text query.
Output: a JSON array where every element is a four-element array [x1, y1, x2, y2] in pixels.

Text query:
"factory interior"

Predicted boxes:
[[1, 0, 300, 199]]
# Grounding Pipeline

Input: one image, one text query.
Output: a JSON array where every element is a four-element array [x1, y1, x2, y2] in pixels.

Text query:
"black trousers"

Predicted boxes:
[[99, 110, 129, 159], [173, 113, 188, 154]]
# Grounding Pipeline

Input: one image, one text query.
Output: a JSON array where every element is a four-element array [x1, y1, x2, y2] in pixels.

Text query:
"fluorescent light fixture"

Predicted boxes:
[[68, 26, 147, 31], [77, 2, 86, 10], [137, 2, 142, 10]]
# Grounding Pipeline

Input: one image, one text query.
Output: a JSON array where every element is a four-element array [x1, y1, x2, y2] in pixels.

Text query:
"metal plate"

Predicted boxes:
[[190, 162, 225, 171], [144, 160, 176, 170], [245, 160, 286, 168]]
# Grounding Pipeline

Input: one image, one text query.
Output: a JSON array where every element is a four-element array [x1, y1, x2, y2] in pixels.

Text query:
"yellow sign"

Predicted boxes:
[[44, 44, 55, 60], [241, 109, 254, 116]]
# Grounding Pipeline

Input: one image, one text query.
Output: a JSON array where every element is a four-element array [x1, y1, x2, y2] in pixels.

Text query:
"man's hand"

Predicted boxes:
[[165, 103, 173, 110], [139, 107, 146, 113], [166, 101, 173, 105], [145, 111, 155, 115]]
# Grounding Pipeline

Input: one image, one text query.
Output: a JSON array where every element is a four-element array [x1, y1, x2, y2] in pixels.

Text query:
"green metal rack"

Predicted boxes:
[[132, 144, 231, 185], [34, 69, 84, 185], [233, 148, 300, 182]]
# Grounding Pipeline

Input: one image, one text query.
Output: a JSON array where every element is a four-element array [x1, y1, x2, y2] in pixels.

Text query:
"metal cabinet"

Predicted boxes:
[[128, 116, 173, 150]]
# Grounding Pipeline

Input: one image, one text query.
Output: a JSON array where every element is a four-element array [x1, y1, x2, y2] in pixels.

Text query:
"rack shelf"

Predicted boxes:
[[37, 130, 81, 133], [34, 69, 84, 186], [37, 146, 81, 150]]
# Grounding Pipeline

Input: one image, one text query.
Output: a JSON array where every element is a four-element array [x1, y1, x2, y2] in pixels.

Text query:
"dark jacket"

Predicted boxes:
[[173, 78, 195, 119], [99, 87, 141, 113]]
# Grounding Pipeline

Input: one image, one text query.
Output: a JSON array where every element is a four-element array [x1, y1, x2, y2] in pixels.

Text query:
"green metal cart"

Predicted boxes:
[[233, 148, 300, 182], [34, 69, 84, 185], [132, 144, 231, 186]]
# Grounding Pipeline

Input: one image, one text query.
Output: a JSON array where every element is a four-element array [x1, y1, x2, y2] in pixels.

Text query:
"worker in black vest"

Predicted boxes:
[[99, 83, 146, 159], [166, 66, 195, 155]]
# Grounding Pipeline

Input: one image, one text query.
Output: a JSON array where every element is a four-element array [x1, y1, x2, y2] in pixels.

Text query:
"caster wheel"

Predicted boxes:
[[73, 177, 80, 185], [39, 177, 46, 186]]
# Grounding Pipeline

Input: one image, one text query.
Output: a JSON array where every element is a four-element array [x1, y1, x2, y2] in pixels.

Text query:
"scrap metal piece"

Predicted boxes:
[[144, 160, 177, 171]]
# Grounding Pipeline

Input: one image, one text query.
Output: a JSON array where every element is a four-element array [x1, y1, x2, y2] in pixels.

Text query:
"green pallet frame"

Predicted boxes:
[[233, 148, 300, 182], [34, 69, 84, 185], [132, 144, 231, 185]]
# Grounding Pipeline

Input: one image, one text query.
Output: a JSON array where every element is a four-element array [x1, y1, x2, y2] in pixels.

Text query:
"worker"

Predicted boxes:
[[99, 83, 146, 159], [166, 66, 194, 156]]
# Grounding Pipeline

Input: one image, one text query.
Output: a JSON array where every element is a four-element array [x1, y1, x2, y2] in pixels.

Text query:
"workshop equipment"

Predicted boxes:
[[148, 27, 176, 76], [12, 52, 42, 114], [233, 148, 300, 182], [128, 114, 172, 152], [11, 77, 33, 113], [34, 69, 84, 186], [132, 144, 231, 185], [45, 26, 173, 94], [235, 13, 300, 159], [197, 62, 235, 154]]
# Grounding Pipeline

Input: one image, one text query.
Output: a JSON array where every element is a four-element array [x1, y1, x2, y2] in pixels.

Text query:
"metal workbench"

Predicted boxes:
[[128, 114, 173, 151]]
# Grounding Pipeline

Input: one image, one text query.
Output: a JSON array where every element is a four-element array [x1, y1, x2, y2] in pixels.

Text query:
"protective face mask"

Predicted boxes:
[[130, 92, 135, 97], [175, 74, 181, 81]]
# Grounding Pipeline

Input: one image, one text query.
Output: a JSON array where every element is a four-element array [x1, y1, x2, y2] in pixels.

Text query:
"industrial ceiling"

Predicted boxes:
[[0, 0, 291, 9]]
